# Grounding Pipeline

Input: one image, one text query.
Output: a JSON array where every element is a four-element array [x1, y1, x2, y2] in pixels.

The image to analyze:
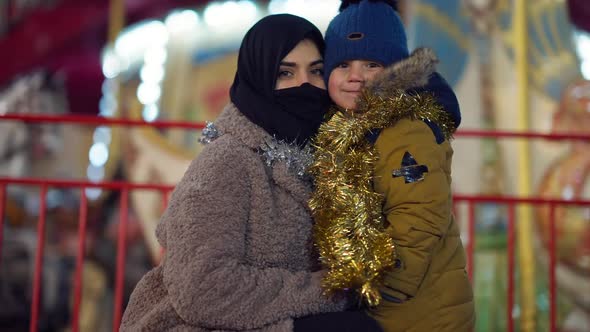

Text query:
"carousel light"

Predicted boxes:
[[86, 164, 105, 182], [102, 50, 121, 79], [99, 93, 117, 116], [267, 0, 339, 30], [140, 64, 165, 83], [142, 104, 160, 122], [205, 1, 257, 29], [204, 2, 225, 28], [268, 0, 304, 15], [89, 142, 109, 167], [144, 47, 168, 66], [137, 82, 162, 105], [582, 61, 590, 81], [268, 0, 289, 14], [165, 9, 200, 33], [85, 188, 103, 201], [101, 78, 117, 95], [93, 126, 112, 145], [575, 30, 590, 80], [562, 185, 575, 200], [115, 20, 169, 67], [237, 1, 258, 22], [575, 32, 590, 59]]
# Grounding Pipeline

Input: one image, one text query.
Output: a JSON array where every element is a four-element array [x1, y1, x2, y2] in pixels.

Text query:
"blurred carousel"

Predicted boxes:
[[2, 0, 589, 331], [536, 79, 590, 331], [412, 0, 589, 331]]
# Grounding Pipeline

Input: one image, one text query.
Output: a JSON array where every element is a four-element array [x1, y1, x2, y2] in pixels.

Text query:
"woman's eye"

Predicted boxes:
[[311, 68, 324, 76], [278, 70, 293, 78]]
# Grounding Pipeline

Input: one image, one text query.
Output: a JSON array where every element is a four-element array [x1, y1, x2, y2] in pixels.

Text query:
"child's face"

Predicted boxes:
[[275, 39, 325, 90], [328, 60, 384, 110]]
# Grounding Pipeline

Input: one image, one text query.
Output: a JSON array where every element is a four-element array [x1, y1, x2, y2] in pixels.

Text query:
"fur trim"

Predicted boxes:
[[213, 103, 272, 150], [367, 47, 438, 97]]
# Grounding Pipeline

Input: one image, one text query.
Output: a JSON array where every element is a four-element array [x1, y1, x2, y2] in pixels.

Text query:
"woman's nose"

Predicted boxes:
[[297, 73, 311, 86]]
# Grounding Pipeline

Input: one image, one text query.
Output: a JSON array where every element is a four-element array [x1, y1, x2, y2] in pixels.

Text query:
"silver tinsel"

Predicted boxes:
[[199, 122, 313, 179], [259, 138, 314, 179], [198, 122, 220, 145]]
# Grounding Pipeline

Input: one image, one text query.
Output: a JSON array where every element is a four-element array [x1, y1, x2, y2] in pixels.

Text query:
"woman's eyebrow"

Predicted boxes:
[[279, 59, 323, 67], [279, 61, 296, 67]]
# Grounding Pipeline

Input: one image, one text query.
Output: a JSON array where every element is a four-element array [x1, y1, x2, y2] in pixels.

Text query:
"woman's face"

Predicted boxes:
[[275, 39, 325, 90]]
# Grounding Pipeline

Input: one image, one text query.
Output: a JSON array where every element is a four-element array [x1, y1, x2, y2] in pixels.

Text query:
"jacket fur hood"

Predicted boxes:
[[367, 47, 438, 94], [366, 47, 461, 129]]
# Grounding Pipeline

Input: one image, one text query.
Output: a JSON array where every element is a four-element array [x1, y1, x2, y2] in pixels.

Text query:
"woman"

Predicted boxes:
[[120, 14, 347, 331]]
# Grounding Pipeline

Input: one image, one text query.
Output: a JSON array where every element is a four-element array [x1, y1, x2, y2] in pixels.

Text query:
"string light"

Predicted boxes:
[[575, 30, 590, 80]]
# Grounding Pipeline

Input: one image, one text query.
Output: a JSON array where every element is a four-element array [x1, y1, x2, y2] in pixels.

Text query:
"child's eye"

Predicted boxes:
[[336, 63, 349, 69], [367, 62, 383, 69]]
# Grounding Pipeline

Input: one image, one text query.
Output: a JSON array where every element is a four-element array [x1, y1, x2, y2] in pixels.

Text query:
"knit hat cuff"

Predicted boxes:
[[324, 36, 410, 82]]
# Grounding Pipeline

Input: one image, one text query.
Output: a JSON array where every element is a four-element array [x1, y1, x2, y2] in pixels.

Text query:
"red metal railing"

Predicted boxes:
[[0, 178, 174, 332], [0, 113, 206, 130], [0, 184, 5, 266], [2, 113, 590, 141], [71, 187, 87, 332], [453, 195, 590, 332], [1, 113, 589, 332]]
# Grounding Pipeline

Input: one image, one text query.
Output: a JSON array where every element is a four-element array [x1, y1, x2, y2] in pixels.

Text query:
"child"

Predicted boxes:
[[310, 1, 476, 331]]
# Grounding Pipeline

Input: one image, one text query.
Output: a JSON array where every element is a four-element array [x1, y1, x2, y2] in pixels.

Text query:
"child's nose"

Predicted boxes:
[[347, 65, 364, 82]]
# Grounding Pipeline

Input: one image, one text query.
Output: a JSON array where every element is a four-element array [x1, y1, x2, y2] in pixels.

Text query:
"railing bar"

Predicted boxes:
[[0, 177, 174, 191], [0, 180, 588, 206], [158, 189, 172, 262], [30, 185, 48, 332], [549, 204, 557, 332], [161, 189, 171, 213], [0, 184, 5, 266], [3, 113, 590, 141], [0, 113, 206, 130], [467, 202, 476, 281], [72, 187, 88, 332], [455, 129, 590, 141], [453, 194, 590, 206], [113, 187, 129, 331], [507, 203, 516, 332]]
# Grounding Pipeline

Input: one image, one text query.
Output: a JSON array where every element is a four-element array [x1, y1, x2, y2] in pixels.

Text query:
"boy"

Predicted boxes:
[[310, 1, 476, 331]]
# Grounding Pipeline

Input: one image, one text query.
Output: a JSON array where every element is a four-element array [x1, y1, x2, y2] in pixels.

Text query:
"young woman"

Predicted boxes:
[[120, 14, 348, 331]]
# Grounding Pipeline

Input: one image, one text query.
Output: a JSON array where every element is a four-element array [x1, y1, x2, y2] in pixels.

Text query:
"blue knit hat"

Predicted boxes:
[[324, 0, 409, 81]]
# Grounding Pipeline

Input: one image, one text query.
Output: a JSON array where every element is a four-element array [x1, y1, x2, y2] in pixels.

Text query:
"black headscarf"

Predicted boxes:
[[230, 14, 330, 146]]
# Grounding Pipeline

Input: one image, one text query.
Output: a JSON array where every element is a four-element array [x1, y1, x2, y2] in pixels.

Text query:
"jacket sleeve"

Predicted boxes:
[[158, 140, 346, 330], [373, 119, 453, 298]]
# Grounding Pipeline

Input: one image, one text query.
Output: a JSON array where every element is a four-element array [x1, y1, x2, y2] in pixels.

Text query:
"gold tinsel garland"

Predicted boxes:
[[309, 89, 455, 306]]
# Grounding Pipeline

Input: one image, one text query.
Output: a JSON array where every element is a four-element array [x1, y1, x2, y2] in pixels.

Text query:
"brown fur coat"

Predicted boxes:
[[120, 105, 347, 332]]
